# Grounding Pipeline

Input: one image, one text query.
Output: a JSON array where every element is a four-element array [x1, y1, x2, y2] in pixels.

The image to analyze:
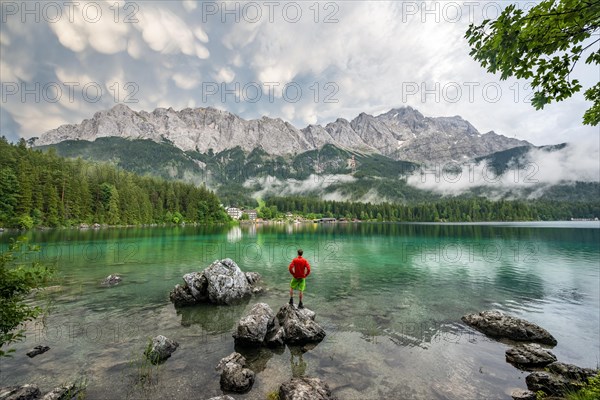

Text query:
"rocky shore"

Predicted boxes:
[[462, 310, 599, 399]]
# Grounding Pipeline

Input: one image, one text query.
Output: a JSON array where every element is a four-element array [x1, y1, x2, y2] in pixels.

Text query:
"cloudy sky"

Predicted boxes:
[[1, 0, 598, 146]]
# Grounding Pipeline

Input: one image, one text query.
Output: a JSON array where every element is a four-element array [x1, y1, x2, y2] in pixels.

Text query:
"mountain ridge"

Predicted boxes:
[[33, 104, 531, 164]]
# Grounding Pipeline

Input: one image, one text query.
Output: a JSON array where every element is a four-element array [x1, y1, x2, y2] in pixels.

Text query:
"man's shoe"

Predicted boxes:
[[298, 302, 304, 309], [289, 297, 294, 305]]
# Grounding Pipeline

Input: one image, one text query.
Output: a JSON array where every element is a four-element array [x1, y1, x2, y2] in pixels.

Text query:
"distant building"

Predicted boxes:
[[245, 210, 258, 221], [227, 207, 243, 220]]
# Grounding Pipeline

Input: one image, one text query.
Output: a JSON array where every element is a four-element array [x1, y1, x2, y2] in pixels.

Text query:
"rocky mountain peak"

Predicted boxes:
[[34, 105, 531, 164]]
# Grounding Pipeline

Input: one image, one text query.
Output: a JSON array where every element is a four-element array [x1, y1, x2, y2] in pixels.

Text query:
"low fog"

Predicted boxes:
[[406, 140, 600, 198]]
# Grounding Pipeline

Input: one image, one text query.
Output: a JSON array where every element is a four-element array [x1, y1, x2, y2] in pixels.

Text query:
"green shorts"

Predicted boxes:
[[290, 278, 306, 292]]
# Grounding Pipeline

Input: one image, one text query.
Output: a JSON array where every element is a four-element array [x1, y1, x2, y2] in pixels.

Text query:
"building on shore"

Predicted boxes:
[[245, 210, 258, 221], [226, 207, 243, 220]]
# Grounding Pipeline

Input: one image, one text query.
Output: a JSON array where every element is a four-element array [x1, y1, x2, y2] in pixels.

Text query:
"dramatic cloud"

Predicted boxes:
[[0, 0, 597, 147]]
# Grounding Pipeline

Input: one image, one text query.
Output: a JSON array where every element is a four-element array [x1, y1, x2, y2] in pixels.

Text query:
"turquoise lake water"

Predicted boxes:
[[1, 222, 599, 399]]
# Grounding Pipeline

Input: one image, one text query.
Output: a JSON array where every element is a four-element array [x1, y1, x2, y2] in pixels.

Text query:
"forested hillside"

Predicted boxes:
[[266, 196, 600, 222], [0, 138, 228, 229]]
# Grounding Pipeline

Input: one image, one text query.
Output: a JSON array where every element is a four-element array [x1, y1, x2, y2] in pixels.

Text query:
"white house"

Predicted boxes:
[[227, 207, 243, 220]]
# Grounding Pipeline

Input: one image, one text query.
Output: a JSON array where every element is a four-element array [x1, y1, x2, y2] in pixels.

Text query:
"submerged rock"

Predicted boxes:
[[101, 274, 122, 286], [233, 303, 275, 345], [144, 335, 179, 365], [0, 384, 41, 400], [41, 383, 83, 400], [279, 377, 336, 400], [461, 310, 557, 345], [169, 259, 261, 306], [505, 344, 557, 369], [216, 352, 255, 393], [510, 389, 536, 400], [26, 345, 50, 358]]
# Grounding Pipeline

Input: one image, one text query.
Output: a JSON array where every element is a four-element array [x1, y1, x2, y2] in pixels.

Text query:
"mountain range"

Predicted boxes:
[[32, 105, 598, 206], [33, 104, 530, 164]]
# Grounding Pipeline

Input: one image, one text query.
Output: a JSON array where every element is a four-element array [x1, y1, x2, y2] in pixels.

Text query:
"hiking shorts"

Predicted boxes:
[[290, 277, 306, 291]]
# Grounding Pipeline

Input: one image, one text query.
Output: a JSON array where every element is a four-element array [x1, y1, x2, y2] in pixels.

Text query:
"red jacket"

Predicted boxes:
[[289, 256, 311, 279]]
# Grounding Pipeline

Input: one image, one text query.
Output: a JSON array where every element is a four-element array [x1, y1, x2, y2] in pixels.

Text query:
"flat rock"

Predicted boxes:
[[40, 383, 83, 400], [144, 335, 179, 364], [510, 389, 536, 400], [279, 377, 337, 400], [0, 384, 41, 400], [461, 310, 557, 345], [233, 303, 275, 345], [216, 352, 255, 393], [505, 344, 557, 368], [26, 345, 50, 358]]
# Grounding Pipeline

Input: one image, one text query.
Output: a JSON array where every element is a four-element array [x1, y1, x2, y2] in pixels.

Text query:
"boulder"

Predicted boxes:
[[144, 335, 179, 365], [279, 377, 336, 400], [525, 361, 598, 396], [510, 389, 536, 400], [216, 352, 255, 393], [169, 259, 261, 306], [525, 371, 572, 396], [461, 311, 557, 345], [245, 272, 261, 285], [169, 284, 197, 307], [101, 274, 122, 286], [26, 345, 50, 358], [205, 259, 253, 305], [276, 305, 326, 345], [0, 384, 41, 400], [505, 344, 557, 368], [232, 303, 326, 347], [546, 361, 597, 381], [233, 303, 275, 345], [265, 326, 286, 347]]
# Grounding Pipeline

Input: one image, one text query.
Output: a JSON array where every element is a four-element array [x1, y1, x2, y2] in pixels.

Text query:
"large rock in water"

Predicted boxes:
[[505, 344, 557, 369], [233, 303, 275, 345], [170, 259, 260, 306], [279, 377, 337, 400], [461, 311, 557, 345], [233, 303, 326, 347], [276, 305, 326, 345], [216, 352, 255, 393], [144, 335, 179, 364]]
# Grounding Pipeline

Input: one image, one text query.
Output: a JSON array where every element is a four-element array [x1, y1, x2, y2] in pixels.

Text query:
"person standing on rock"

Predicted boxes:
[[289, 249, 310, 309]]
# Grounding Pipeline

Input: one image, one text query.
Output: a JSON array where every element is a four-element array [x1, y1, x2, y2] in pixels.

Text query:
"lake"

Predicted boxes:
[[1, 222, 599, 399]]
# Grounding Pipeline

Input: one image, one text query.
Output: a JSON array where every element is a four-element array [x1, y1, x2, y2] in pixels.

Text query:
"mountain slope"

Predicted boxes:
[[33, 104, 530, 164], [38, 137, 599, 205]]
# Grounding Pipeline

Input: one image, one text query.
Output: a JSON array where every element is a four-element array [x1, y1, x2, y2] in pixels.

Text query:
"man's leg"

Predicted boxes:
[[289, 287, 294, 305], [298, 291, 304, 308]]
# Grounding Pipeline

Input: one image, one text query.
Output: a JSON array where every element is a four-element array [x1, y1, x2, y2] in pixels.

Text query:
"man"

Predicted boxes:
[[288, 249, 311, 309]]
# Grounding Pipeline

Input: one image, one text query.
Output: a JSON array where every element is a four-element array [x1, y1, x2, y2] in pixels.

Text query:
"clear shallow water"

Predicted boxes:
[[1, 222, 598, 399]]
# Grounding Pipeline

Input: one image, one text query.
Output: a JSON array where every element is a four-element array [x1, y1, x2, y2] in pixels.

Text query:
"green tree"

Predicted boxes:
[[0, 239, 53, 357], [465, 0, 600, 125]]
